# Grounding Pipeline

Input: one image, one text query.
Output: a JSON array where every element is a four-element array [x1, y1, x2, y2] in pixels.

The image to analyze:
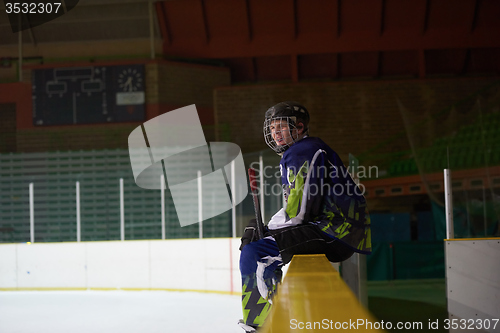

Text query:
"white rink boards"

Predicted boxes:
[[446, 238, 500, 333], [0, 238, 241, 293]]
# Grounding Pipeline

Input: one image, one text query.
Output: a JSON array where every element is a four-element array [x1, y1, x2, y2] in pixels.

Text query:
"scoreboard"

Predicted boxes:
[[32, 64, 145, 125]]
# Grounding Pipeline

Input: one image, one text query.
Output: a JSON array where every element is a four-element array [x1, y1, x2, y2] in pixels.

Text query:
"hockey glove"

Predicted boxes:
[[239, 219, 259, 251]]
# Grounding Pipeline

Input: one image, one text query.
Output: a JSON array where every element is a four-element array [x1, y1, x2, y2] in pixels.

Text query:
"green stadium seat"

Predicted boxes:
[[388, 161, 400, 176], [433, 137, 448, 147], [409, 159, 418, 174], [491, 150, 500, 165]]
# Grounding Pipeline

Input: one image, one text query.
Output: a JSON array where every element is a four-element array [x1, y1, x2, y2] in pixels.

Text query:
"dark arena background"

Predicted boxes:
[[0, 1, 499, 332]]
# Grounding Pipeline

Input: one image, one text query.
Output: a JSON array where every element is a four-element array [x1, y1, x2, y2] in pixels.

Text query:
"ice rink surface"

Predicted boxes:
[[0, 290, 243, 333]]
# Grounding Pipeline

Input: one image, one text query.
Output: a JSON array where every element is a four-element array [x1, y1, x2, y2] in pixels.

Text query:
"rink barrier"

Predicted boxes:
[[260, 254, 385, 333], [0, 238, 241, 294], [445, 238, 500, 333]]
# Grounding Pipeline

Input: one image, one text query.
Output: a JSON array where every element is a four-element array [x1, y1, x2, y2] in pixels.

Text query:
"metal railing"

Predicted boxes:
[[0, 148, 282, 243]]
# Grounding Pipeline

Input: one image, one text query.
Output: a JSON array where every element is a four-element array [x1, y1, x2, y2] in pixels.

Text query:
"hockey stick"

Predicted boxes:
[[248, 167, 265, 240]]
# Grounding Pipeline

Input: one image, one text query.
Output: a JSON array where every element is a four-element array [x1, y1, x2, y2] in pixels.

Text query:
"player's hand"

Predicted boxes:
[[239, 219, 258, 250]]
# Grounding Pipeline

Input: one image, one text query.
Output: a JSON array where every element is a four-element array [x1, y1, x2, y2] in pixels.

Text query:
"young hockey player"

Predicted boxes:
[[238, 101, 371, 332]]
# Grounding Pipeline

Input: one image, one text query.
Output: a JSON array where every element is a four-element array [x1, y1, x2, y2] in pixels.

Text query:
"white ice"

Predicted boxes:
[[0, 290, 244, 333]]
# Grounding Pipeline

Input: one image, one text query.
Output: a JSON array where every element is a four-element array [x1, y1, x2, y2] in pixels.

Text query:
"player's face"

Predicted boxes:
[[269, 120, 297, 146]]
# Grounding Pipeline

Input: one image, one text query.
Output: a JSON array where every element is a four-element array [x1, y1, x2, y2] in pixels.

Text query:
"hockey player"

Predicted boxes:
[[238, 101, 371, 332]]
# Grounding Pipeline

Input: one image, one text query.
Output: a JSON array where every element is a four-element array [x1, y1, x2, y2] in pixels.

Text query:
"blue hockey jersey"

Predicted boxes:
[[267, 136, 371, 254]]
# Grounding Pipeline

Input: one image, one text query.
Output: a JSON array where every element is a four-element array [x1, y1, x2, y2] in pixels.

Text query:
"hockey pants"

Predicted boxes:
[[239, 224, 355, 328]]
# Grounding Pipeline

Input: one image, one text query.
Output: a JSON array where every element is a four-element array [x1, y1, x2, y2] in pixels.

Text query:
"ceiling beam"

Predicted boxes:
[[24, 15, 149, 24], [244, 0, 253, 42], [161, 30, 500, 59], [78, 0, 156, 6], [200, 0, 210, 44], [422, 0, 431, 35], [470, 0, 481, 33], [149, 0, 154, 59], [380, 0, 386, 35], [292, 0, 298, 40], [155, 2, 171, 45], [337, 0, 342, 37]]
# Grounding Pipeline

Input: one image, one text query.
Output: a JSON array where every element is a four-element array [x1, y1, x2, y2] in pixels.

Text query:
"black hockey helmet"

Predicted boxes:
[[263, 101, 310, 154]]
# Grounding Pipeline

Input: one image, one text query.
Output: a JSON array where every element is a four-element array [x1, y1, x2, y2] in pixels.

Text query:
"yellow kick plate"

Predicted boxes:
[[260, 254, 386, 333]]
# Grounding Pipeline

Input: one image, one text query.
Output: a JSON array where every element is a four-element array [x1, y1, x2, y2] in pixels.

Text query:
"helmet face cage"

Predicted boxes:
[[263, 101, 310, 154], [264, 116, 300, 154]]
